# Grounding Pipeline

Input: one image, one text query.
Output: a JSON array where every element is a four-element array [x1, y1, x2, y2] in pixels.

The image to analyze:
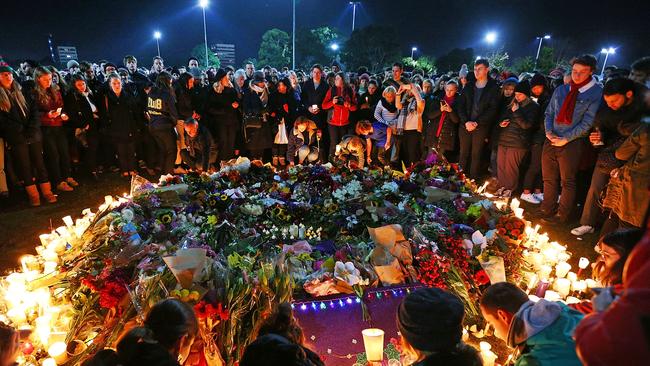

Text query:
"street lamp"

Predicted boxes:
[[292, 0, 296, 69], [330, 43, 340, 51], [411, 47, 417, 59], [485, 31, 497, 44], [153, 31, 161, 57], [350, 1, 361, 32], [534, 35, 551, 71], [600, 47, 616, 77], [199, 0, 209, 68]]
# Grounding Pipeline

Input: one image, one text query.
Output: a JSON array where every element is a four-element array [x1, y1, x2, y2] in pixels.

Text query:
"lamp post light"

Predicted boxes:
[[199, 0, 209, 68], [534, 35, 551, 71], [330, 43, 340, 51], [292, 0, 296, 69], [153, 31, 161, 58], [485, 31, 497, 45], [600, 47, 616, 77], [350, 2, 361, 32], [411, 47, 417, 59]]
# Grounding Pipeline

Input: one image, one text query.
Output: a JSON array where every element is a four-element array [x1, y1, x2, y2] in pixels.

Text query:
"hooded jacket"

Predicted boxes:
[[146, 88, 178, 130], [287, 120, 319, 160], [508, 299, 584, 366], [497, 98, 541, 149]]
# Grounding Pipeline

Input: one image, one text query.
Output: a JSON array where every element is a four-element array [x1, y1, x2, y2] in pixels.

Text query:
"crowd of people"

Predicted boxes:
[[1, 53, 649, 239], [0, 49, 649, 365]]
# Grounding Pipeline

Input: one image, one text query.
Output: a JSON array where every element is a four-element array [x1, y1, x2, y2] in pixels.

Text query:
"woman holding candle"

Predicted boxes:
[[396, 288, 482, 366], [480, 282, 584, 366]]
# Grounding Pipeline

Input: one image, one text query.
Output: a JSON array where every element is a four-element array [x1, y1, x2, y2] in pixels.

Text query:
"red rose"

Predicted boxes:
[[474, 269, 491, 286]]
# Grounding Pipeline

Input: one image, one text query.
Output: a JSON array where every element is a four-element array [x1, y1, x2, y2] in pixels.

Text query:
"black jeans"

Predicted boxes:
[[497, 145, 528, 191], [458, 126, 490, 179], [136, 128, 157, 169], [579, 169, 610, 227], [115, 141, 136, 173], [522, 143, 543, 191], [541, 139, 585, 219], [328, 124, 350, 158], [41, 126, 72, 183], [10, 142, 49, 185], [150, 128, 177, 174], [401, 130, 422, 167]]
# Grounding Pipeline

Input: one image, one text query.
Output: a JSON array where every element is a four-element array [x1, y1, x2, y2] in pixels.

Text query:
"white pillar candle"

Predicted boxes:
[[39, 234, 51, 246], [479, 341, 498, 366], [514, 207, 524, 219], [555, 278, 571, 298], [538, 265, 553, 280], [555, 262, 571, 278], [579, 257, 590, 270], [62, 216, 74, 228], [567, 272, 578, 282]]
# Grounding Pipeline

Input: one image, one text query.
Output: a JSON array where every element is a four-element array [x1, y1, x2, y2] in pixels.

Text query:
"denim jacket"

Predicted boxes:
[[544, 76, 602, 142]]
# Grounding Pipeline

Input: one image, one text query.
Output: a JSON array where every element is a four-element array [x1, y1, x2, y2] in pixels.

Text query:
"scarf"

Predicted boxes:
[[250, 84, 269, 106], [380, 97, 397, 113], [556, 77, 591, 125], [436, 94, 456, 137]]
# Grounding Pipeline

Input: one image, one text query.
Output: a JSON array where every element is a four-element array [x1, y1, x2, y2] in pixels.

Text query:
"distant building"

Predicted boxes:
[[57, 46, 78, 64], [212, 43, 236, 67]]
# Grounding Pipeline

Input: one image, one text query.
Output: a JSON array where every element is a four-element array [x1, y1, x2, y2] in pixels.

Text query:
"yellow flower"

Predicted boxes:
[[161, 214, 172, 224], [220, 194, 228, 201], [207, 215, 218, 225]]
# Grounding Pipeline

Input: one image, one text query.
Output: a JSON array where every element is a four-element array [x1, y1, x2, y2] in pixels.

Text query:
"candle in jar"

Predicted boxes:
[[555, 262, 571, 278], [361, 328, 385, 362], [572, 280, 587, 293], [555, 278, 571, 298], [47, 342, 67, 364], [479, 341, 498, 366]]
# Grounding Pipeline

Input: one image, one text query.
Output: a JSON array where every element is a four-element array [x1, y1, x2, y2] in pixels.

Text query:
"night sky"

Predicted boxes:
[[1, 0, 648, 69]]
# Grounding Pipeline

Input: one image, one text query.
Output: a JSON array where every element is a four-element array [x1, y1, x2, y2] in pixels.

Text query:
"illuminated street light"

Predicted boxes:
[[153, 31, 161, 57], [199, 0, 209, 68], [485, 31, 497, 44], [411, 46, 417, 59], [330, 43, 340, 51], [600, 47, 616, 77], [534, 34, 551, 70], [350, 2, 361, 31]]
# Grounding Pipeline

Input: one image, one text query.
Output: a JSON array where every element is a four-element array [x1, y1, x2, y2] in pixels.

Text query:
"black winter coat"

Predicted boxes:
[[0, 91, 41, 145], [242, 87, 272, 150], [204, 86, 241, 128], [497, 98, 540, 149], [146, 88, 178, 130], [531, 91, 551, 144], [425, 94, 461, 151], [100, 90, 140, 141], [64, 90, 100, 131], [175, 86, 195, 121], [268, 90, 299, 136], [300, 79, 328, 122], [457, 78, 500, 130]]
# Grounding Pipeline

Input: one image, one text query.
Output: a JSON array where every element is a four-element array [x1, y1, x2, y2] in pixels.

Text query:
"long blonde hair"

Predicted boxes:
[[0, 78, 28, 114], [33, 66, 61, 106]]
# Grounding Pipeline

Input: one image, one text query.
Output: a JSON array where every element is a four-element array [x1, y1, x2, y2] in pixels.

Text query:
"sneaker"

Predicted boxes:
[[533, 193, 544, 202], [541, 214, 567, 225], [66, 177, 79, 187], [494, 187, 505, 196], [501, 189, 512, 198], [571, 225, 595, 236], [520, 193, 541, 204], [57, 181, 74, 192]]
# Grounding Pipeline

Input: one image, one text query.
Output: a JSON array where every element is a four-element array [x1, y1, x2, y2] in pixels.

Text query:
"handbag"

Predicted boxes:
[[243, 113, 263, 129]]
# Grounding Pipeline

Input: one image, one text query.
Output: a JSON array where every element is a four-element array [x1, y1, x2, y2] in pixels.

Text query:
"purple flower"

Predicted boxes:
[[425, 151, 438, 166]]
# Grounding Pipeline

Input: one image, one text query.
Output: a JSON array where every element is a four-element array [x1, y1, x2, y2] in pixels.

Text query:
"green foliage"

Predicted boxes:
[[241, 57, 258, 69], [511, 56, 534, 74], [258, 29, 291, 68], [436, 48, 475, 73], [486, 48, 509, 72], [295, 26, 342, 69], [402, 55, 436, 74], [341, 25, 401, 73], [536, 46, 556, 74], [190, 44, 220, 69]]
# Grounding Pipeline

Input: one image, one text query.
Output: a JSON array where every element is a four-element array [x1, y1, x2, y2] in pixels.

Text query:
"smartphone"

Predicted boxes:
[[56, 108, 62, 114]]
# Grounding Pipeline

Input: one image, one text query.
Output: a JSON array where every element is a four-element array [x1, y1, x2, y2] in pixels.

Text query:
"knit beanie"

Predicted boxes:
[[514, 80, 531, 97], [240, 334, 309, 366], [459, 64, 469, 78], [503, 76, 518, 86], [67, 60, 79, 69], [530, 73, 547, 88], [0, 65, 13, 74], [397, 288, 465, 353]]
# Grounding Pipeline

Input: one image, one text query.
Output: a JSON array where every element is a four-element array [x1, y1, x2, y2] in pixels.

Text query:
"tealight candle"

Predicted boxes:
[[539, 265, 553, 280], [42, 358, 57, 366], [567, 272, 578, 282], [479, 341, 498, 366], [555, 262, 571, 278], [48, 342, 67, 364]]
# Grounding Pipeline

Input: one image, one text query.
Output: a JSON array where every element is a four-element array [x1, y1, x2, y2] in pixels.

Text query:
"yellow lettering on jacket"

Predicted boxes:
[[148, 97, 163, 110]]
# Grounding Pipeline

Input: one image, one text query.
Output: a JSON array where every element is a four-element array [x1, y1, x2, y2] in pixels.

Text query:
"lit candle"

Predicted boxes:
[[577, 257, 590, 276], [42, 358, 57, 366], [48, 342, 67, 364], [567, 272, 578, 282], [555, 262, 571, 278], [479, 341, 498, 366], [538, 265, 553, 280], [510, 198, 520, 211], [6, 308, 27, 324], [361, 328, 384, 362], [514, 207, 524, 219], [555, 278, 571, 298], [43, 261, 58, 274], [39, 234, 51, 246], [20, 255, 38, 273], [62, 216, 74, 228], [104, 195, 113, 205], [572, 280, 587, 293]]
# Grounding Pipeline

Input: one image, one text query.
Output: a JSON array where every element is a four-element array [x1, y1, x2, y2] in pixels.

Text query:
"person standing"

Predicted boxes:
[[242, 71, 272, 160], [322, 72, 357, 159], [146, 72, 179, 175], [540, 55, 603, 224], [457, 59, 500, 179], [204, 68, 242, 164], [0, 65, 56, 206], [301, 65, 329, 156], [269, 77, 299, 167], [496, 80, 540, 196], [520, 73, 551, 204], [101, 75, 140, 176], [31, 66, 78, 192], [395, 83, 425, 166], [425, 80, 460, 160], [64, 74, 101, 180], [571, 78, 645, 236]]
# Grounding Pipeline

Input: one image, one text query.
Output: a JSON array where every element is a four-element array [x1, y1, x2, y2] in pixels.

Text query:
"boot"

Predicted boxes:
[[279, 157, 286, 167], [272, 156, 279, 167], [25, 184, 41, 207], [39, 182, 58, 204]]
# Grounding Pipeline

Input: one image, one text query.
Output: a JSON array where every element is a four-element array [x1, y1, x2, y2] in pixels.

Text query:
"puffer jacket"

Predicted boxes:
[[498, 98, 540, 149]]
